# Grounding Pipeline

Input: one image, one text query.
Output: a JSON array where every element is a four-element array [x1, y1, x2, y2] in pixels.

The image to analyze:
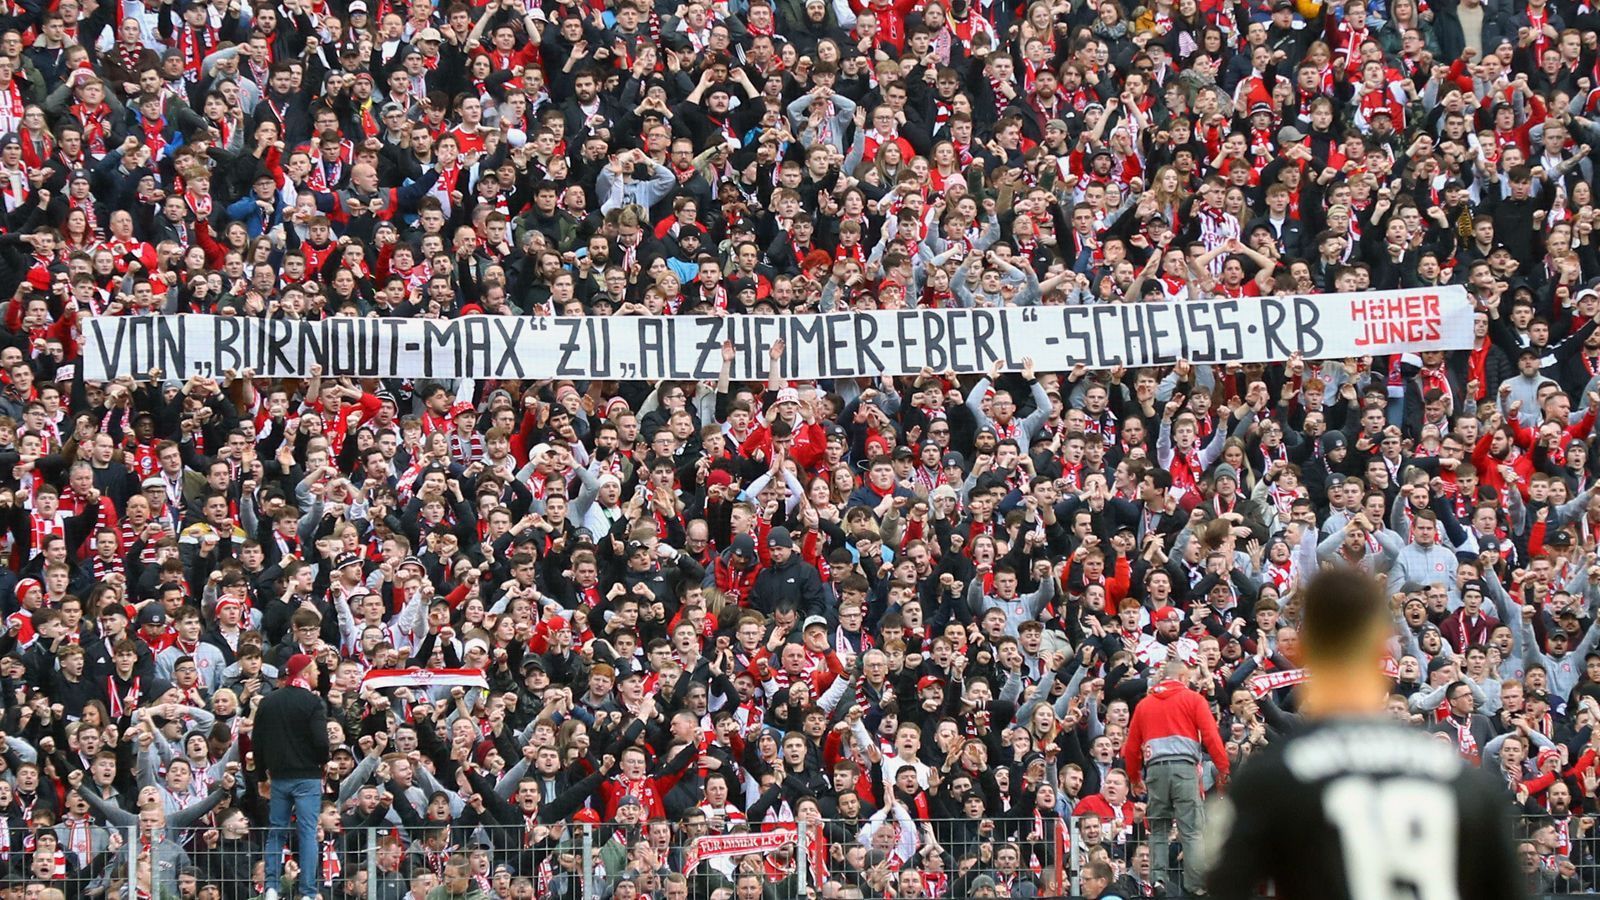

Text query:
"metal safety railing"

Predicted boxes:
[[1512, 812, 1600, 898], [42, 815, 1081, 900], [46, 805, 1592, 900], [152, 820, 604, 900]]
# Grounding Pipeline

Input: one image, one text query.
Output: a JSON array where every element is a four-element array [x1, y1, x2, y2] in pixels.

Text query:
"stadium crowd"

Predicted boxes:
[[0, 0, 1599, 893]]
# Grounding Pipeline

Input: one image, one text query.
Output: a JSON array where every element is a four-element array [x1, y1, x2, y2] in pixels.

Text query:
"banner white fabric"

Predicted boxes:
[[359, 668, 489, 691], [81, 287, 1473, 382]]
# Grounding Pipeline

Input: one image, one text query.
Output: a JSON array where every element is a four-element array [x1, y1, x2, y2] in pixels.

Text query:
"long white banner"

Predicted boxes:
[[80, 287, 1473, 382]]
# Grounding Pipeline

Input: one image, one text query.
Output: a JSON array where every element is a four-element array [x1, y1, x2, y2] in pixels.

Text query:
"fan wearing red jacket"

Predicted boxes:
[[8, 294, 77, 361], [1125, 657, 1231, 890], [753, 638, 845, 697], [1072, 769, 1140, 845], [848, 0, 915, 49], [598, 741, 696, 821], [301, 377, 382, 458], [738, 387, 827, 470]]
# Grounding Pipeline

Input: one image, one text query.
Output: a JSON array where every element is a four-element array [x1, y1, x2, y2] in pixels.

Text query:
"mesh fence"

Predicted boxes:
[[153, 821, 607, 900], [49, 813, 1597, 899], [53, 816, 1079, 900]]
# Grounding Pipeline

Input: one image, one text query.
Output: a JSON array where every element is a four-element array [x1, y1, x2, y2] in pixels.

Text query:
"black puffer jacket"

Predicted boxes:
[[254, 682, 330, 779]]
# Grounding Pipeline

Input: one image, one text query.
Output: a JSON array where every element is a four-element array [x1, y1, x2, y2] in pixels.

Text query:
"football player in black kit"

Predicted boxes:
[[1204, 569, 1524, 900]]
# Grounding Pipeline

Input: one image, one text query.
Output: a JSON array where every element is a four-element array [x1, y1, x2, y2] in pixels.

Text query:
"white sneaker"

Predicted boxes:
[[264, 889, 278, 900]]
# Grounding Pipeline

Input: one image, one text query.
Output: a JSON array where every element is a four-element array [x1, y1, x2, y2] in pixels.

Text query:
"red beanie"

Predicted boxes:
[[284, 653, 314, 682]]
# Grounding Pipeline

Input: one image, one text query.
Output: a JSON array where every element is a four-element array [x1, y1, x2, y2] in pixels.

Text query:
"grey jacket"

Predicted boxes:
[[786, 92, 857, 154], [596, 162, 677, 214], [966, 575, 1056, 636], [77, 784, 220, 897], [1386, 541, 1461, 590], [965, 376, 1053, 446]]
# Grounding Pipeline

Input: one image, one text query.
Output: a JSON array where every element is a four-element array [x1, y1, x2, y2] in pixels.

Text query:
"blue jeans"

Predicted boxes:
[[264, 777, 322, 899]]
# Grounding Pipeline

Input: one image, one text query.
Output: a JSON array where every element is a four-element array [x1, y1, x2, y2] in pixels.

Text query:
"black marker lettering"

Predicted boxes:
[[895, 311, 920, 373], [921, 311, 948, 371], [638, 319, 665, 382], [996, 308, 1017, 367], [268, 319, 295, 375], [947, 310, 973, 372], [972, 310, 1002, 369], [824, 314, 851, 377], [852, 313, 884, 376], [787, 316, 826, 381], [91, 320, 124, 382], [692, 317, 723, 379], [1294, 296, 1324, 357], [422, 320, 461, 379], [156, 316, 186, 376], [1260, 299, 1291, 359], [556, 320, 585, 378], [1062, 308, 1091, 364], [1091, 305, 1121, 366], [491, 318, 527, 378]]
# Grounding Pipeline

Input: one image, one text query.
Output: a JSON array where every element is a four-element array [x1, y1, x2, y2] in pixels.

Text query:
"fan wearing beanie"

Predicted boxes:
[[253, 653, 330, 900]]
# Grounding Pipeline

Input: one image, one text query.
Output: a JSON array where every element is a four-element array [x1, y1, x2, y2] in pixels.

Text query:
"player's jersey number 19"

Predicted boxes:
[[1324, 775, 1459, 900]]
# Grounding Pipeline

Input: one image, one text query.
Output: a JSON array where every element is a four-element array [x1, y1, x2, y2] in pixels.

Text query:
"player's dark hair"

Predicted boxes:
[[1300, 569, 1390, 664], [1084, 860, 1116, 884]]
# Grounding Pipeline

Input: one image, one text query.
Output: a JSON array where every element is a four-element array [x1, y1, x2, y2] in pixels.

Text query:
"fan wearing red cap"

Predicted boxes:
[[1150, 604, 1201, 668], [253, 650, 331, 900], [737, 383, 828, 470], [281, 653, 317, 689], [6, 578, 43, 646], [447, 402, 484, 464]]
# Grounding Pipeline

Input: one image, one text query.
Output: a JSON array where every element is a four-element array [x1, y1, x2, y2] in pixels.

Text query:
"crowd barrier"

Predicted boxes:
[[39, 813, 1587, 898]]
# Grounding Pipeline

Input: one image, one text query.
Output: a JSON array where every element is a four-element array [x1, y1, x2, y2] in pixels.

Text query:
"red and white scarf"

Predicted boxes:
[[177, 23, 218, 82], [107, 675, 141, 717], [0, 82, 22, 137]]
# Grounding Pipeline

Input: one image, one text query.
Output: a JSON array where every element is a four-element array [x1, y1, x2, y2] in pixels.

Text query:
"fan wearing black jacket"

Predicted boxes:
[[253, 653, 331, 900]]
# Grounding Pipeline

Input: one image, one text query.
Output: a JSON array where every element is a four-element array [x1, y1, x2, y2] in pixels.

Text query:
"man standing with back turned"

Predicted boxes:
[[255, 653, 330, 900], [1127, 655, 1231, 896], [1205, 570, 1523, 899]]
